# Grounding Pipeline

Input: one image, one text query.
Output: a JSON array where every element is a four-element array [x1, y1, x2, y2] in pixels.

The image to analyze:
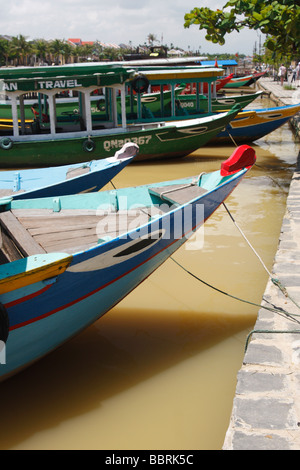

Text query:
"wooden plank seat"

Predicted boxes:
[[148, 183, 207, 206], [10, 208, 150, 254], [0, 211, 46, 262]]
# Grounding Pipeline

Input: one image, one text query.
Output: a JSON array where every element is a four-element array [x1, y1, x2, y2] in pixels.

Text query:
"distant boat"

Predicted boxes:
[[0, 144, 256, 381], [151, 73, 234, 95], [176, 91, 263, 114], [209, 103, 300, 144], [245, 71, 267, 86], [0, 142, 138, 200], [0, 62, 240, 167], [223, 75, 254, 88]]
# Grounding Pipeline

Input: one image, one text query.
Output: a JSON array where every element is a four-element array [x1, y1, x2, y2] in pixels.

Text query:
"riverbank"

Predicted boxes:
[[223, 78, 300, 450]]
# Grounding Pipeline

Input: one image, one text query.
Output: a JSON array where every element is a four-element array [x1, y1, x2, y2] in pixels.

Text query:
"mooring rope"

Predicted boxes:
[[171, 201, 300, 351], [222, 202, 300, 311]]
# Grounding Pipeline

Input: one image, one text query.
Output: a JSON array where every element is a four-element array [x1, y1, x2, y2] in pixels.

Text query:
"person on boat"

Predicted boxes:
[[278, 64, 286, 86]]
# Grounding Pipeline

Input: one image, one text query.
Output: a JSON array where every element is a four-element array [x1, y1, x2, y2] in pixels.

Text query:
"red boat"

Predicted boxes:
[[150, 73, 234, 95]]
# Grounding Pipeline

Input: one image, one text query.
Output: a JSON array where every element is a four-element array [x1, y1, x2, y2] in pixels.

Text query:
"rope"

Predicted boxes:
[[222, 202, 272, 278], [244, 329, 300, 352], [170, 201, 300, 351], [170, 256, 299, 319], [222, 202, 300, 310]]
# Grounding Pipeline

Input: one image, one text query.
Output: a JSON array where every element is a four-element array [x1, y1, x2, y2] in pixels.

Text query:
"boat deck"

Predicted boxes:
[[0, 182, 207, 263], [0, 208, 152, 261]]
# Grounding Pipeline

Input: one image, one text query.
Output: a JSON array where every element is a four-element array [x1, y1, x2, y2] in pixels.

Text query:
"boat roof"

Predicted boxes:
[[200, 60, 238, 67], [0, 63, 136, 93], [0, 62, 224, 93], [135, 66, 223, 84], [110, 56, 208, 67]]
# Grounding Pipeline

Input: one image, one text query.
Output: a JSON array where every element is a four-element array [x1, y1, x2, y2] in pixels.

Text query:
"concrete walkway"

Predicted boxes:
[[223, 77, 300, 450]]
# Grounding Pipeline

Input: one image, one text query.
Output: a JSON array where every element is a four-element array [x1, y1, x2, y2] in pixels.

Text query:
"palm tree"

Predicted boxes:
[[11, 34, 33, 65], [33, 39, 50, 65], [49, 39, 65, 65], [147, 33, 158, 46], [62, 42, 73, 64], [0, 38, 12, 66]]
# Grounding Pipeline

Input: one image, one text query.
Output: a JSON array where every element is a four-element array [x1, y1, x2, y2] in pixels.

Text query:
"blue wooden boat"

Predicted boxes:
[[0, 142, 138, 200], [210, 103, 300, 144], [0, 145, 256, 381]]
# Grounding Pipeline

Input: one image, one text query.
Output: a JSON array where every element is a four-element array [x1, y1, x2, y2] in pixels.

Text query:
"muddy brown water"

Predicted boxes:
[[0, 96, 299, 450]]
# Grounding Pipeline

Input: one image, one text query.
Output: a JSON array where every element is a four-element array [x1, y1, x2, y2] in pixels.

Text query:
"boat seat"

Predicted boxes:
[[0, 211, 46, 260], [149, 184, 207, 206], [66, 165, 90, 179]]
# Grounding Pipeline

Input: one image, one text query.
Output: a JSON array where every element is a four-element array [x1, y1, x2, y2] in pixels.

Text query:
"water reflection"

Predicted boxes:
[[0, 96, 298, 450]]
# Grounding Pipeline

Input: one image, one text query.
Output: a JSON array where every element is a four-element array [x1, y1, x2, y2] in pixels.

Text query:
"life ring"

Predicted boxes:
[[0, 303, 9, 343], [96, 98, 106, 111], [131, 74, 149, 94], [83, 138, 96, 152], [0, 137, 13, 150]]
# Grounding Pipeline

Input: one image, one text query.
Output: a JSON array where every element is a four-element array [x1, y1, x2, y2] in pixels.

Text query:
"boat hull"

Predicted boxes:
[[223, 75, 253, 88], [176, 91, 262, 114], [0, 168, 248, 381], [210, 104, 300, 144], [0, 109, 239, 167], [0, 146, 137, 200]]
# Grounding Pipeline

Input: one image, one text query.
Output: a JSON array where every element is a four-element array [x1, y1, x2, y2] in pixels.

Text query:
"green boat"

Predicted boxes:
[[0, 63, 240, 167], [223, 74, 254, 88], [0, 86, 185, 122], [175, 91, 262, 114]]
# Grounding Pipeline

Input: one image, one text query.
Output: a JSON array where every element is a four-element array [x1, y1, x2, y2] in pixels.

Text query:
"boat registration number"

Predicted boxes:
[[104, 135, 152, 151]]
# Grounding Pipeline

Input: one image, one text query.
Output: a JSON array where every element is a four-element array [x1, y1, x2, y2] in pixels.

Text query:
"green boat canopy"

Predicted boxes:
[[0, 63, 136, 93]]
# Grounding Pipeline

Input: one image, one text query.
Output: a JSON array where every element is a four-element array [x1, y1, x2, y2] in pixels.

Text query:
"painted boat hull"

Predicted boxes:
[[0, 108, 240, 167], [0, 160, 252, 381], [223, 75, 254, 88], [210, 104, 300, 144], [0, 143, 138, 200], [176, 91, 262, 114]]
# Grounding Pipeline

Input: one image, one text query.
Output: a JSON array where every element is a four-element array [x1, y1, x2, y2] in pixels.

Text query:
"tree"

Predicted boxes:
[[184, 0, 300, 57], [33, 39, 50, 65], [0, 38, 12, 66], [11, 34, 33, 65], [49, 39, 65, 65], [147, 33, 158, 46]]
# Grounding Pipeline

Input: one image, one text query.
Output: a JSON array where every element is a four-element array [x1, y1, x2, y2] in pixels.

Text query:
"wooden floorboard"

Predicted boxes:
[[149, 184, 207, 206], [13, 209, 151, 254]]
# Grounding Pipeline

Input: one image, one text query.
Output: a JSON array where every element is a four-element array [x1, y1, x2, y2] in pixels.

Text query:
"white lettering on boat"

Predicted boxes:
[[38, 79, 82, 89], [103, 135, 152, 151], [2, 82, 18, 91]]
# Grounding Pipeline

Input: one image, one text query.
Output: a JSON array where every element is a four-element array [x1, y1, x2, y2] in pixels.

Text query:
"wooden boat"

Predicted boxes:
[[245, 71, 267, 86], [0, 86, 186, 123], [151, 73, 234, 95], [223, 75, 254, 89], [0, 63, 240, 167], [175, 91, 263, 114], [0, 144, 256, 381], [209, 103, 300, 144], [0, 142, 138, 200]]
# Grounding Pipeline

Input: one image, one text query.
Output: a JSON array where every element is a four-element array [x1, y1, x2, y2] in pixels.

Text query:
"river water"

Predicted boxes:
[[0, 96, 299, 450]]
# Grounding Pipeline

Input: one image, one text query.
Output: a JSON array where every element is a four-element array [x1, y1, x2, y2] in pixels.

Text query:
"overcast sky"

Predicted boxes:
[[0, 0, 264, 55]]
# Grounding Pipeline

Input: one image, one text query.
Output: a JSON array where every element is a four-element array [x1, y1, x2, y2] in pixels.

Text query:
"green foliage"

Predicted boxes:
[[184, 0, 300, 56]]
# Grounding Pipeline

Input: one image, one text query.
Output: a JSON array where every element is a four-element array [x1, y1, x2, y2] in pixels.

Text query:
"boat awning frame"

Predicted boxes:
[[0, 64, 136, 94]]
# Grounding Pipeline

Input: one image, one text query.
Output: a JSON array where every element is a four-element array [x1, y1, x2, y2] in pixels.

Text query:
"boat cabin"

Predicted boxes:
[[0, 63, 223, 141]]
